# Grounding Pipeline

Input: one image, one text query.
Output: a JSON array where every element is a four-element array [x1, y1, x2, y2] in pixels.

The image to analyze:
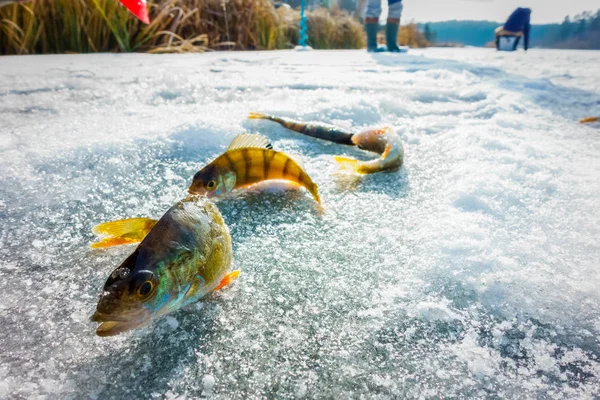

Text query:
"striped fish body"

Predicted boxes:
[[189, 134, 320, 203], [215, 148, 317, 194], [249, 113, 355, 145]]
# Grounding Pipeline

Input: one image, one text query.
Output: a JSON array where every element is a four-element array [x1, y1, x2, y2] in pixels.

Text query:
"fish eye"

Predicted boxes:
[[206, 180, 216, 189], [138, 281, 153, 297]]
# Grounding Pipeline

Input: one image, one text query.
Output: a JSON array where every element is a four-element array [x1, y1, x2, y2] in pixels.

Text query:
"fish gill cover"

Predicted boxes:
[[0, 49, 599, 398]]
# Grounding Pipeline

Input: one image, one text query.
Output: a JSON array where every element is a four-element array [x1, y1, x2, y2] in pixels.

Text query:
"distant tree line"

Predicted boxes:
[[546, 10, 600, 49], [417, 9, 600, 49], [417, 21, 497, 47], [423, 24, 436, 43]]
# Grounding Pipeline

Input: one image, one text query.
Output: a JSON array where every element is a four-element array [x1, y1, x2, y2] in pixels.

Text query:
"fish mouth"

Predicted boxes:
[[91, 311, 151, 337], [188, 188, 212, 197]]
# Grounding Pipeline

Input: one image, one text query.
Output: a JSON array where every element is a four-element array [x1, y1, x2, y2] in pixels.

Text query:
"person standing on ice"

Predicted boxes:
[[495, 7, 531, 51], [362, 0, 404, 52]]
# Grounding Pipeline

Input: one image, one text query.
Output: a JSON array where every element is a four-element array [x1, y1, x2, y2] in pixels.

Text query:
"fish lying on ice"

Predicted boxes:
[[249, 113, 357, 145], [188, 133, 320, 203], [579, 116, 599, 124], [90, 196, 238, 336], [248, 113, 404, 174], [333, 126, 404, 174]]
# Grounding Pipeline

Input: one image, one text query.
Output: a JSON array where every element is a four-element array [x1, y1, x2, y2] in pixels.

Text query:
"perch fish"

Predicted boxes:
[[248, 113, 404, 174], [188, 133, 320, 203], [90, 196, 237, 336]]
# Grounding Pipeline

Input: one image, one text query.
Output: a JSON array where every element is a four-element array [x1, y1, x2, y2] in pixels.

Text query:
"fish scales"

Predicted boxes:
[[196, 148, 318, 201], [189, 133, 320, 203], [262, 115, 355, 145], [91, 197, 237, 336]]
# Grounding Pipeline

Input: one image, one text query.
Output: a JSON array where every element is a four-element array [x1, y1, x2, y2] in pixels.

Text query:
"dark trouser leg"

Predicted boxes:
[[365, 17, 386, 52], [386, 19, 401, 52], [386, 0, 403, 52]]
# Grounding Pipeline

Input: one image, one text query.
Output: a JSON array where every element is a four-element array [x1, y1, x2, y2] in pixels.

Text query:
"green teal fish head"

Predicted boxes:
[[189, 163, 236, 197], [91, 250, 162, 336], [91, 197, 232, 336]]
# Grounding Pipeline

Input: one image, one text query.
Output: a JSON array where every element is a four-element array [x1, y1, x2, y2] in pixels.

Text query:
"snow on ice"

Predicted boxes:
[[0, 49, 599, 399]]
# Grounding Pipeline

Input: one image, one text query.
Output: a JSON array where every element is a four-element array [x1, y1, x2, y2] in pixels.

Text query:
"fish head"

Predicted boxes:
[[352, 126, 391, 154], [189, 164, 236, 197], [91, 251, 160, 336]]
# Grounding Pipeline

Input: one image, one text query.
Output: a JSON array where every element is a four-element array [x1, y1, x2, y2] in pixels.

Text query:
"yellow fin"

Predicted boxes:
[[248, 112, 270, 120], [381, 143, 392, 160], [227, 133, 272, 151], [580, 116, 599, 124], [212, 270, 241, 292], [311, 186, 322, 205], [92, 218, 157, 237], [334, 155, 361, 173], [91, 237, 141, 249], [91, 218, 157, 248], [281, 151, 320, 203]]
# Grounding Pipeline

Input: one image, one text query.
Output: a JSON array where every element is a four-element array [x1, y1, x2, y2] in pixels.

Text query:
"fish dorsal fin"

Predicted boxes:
[[227, 133, 273, 151]]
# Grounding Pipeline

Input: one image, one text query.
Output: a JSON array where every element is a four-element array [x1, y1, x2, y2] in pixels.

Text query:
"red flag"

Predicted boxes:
[[119, 0, 149, 24]]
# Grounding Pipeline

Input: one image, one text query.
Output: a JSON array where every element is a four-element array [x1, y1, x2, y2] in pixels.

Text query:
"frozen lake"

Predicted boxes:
[[1, 48, 599, 399]]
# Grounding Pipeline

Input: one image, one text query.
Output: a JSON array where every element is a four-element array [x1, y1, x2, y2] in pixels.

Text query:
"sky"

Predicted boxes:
[[399, 0, 599, 23]]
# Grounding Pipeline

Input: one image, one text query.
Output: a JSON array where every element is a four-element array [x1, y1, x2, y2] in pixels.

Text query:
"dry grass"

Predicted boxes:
[[0, 1, 366, 54], [306, 8, 364, 49], [377, 22, 431, 48], [398, 23, 430, 48], [0, 0, 371, 54], [0, 0, 293, 54]]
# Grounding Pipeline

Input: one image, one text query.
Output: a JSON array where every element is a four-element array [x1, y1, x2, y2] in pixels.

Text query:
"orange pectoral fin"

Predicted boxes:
[[381, 143, 392, 160], [91, 237, 141, 249], [212, 270, 241, 292]]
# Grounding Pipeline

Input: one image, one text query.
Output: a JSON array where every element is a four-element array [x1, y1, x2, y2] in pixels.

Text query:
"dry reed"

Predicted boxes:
[[2, 1, 434, 54], [0, 0, 292, 54]]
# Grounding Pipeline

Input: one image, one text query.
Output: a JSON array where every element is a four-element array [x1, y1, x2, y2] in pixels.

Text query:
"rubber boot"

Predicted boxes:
[[385, 22, 402, 52], [365, 23, 386, 53]]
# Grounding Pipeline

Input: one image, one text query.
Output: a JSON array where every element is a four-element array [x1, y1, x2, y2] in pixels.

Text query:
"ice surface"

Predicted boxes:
[[1, 49, 599, 399]]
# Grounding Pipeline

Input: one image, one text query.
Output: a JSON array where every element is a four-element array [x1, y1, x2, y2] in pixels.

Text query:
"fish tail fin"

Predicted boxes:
[[248, 112, 271, 120], [91, 218, 157, 248], [580, 116, 599, 124], [334, 156, 361, 173], [310, 184, 321, 204], [312, 189, 324, 214], [213, 269, 241, 292]]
